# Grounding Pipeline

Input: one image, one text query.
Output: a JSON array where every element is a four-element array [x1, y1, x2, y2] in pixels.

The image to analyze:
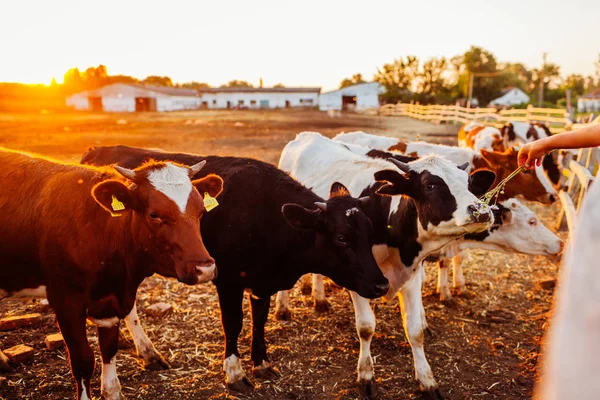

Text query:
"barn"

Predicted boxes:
[[578, 88, 600, 112], [196, 87, 321, 109], [318, 82, 384, 112], [66, 83, 202, 112], [489, 87, 530, 107]]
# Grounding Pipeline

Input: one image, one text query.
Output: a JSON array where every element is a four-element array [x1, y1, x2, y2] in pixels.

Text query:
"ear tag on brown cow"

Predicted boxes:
[[111, 195, 125, 212], [203, 192, 219, 212]]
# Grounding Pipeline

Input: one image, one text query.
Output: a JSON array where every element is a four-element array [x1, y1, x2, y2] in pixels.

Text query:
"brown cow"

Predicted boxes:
[[0, 148, 223, 400]]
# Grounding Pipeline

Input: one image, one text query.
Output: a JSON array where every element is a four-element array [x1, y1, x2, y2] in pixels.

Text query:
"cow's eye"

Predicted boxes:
[[426, 183, 436, 191], [335, 234, 348, 246], [528, 218, 537, 226], [149, 212, 160, 220]]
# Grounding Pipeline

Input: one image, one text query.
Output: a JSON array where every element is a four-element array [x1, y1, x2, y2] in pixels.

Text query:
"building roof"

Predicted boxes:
[[129, 84, 199, 97], [197, 87, 321, 94], [321, 82, 384, 95], [581, 88, 600, 99]]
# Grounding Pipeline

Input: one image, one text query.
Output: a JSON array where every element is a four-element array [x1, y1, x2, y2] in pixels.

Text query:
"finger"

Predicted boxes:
[[536, 158, 542, 167]]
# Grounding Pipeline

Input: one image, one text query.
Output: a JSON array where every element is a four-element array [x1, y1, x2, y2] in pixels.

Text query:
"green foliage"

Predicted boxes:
[[339, 73, 366, 89], [374, 56, 419, 104], [273, 83, 285, 88], [142, 76, 173, 87], [221, 80, 254, 88], [180, 81, 211, 89]]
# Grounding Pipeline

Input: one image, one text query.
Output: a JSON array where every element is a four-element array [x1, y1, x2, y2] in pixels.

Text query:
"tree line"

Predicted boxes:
[[340, 46, 600, 108]]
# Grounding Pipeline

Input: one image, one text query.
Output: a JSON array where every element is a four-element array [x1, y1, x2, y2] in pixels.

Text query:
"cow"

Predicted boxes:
[[333, 131, 557, 204], [534, 173, 600, 400], [501, 121, 562, 185], [458, 122, 505, 152], [274, 132, 495, 397], [79, 145, 390, 393], [0, 148, 221, 400], [433, 198, 563, 302]]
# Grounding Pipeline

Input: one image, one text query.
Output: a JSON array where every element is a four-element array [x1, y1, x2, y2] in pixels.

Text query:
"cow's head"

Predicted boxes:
[[282, 182, 389, 299], [485, 199, 563, 257], [374, 155, 494, 237], [478, 148, 557, 204], [92, 161, 223, 285]]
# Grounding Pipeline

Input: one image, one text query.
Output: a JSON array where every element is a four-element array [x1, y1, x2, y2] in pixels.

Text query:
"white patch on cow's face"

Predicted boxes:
[[486, 199, 562, 256], [87, 316, 120, 328], [148, 163, 193, 213], [464, 122, 483, 132], [223, 354, 245, 384], [535, 165, 558, 196], [346, 207, 360, 217], [1, 286, 47, 298], [408, 155, 493, 236]]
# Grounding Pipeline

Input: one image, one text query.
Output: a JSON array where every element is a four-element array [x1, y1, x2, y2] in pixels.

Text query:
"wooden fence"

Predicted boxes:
[[379, 103, 572, 133]]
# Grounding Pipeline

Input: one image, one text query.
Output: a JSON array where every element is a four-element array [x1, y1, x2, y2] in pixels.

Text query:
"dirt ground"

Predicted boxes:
[[0, 109, 564, 399]]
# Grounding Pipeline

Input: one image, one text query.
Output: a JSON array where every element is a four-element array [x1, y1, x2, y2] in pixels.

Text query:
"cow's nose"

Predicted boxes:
[[467, 205, 491, 223], [549, 194, 556, 203], [374, 281, 390, 296]]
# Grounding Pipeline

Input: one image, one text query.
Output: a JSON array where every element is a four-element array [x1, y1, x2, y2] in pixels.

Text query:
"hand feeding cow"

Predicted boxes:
[[0, 148, 221, 400], [79, 145, 389, 393], [274, 132, 495, 397]]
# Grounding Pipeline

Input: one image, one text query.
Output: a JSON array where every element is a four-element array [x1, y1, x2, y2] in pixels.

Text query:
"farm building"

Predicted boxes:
[[66, 83, 202, 112], [489, 87, 530, 107], [318, 82, 384, 112], [196, 87, 321, 109], [578, 88, 600, 112]]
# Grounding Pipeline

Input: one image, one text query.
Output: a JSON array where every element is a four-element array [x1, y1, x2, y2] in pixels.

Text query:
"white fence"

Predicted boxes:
[[379, 103, 572, 133]]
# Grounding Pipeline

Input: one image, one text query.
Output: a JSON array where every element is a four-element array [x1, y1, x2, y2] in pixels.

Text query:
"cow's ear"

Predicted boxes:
[[92, 180, 136, 216], [469, 169, 496, 197], [330, 182, 350, 198], [374, 169, 411, 196], [193, 174, 224, 198], [479, 149, 503, 164], [501, 207, 513, 224], [281, 204, 321, 230]]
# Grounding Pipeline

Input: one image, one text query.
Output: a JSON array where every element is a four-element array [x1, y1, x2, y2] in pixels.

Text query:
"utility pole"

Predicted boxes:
[[538, 52, 547, 107]]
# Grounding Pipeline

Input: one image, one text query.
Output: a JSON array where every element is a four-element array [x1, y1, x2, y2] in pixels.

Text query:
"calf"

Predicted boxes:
[[0, 148, 220, 400], [334, 131, 557, 204], [275, 132, 494, 397], [433, 198, 563, 302], [458, 122, 505, 152], [80, 145, 389, 392]]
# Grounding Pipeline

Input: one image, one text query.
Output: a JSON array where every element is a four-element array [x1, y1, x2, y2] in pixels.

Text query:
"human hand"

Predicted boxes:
[[518, 141, 545, 169]]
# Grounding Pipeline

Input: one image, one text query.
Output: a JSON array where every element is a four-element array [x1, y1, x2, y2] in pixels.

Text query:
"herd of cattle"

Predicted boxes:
[[0, 121, 567, 400]]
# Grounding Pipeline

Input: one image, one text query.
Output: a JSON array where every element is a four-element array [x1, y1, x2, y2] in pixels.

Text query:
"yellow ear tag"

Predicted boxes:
[[203, 192, 219, 212], [111, 195, 125, 212]]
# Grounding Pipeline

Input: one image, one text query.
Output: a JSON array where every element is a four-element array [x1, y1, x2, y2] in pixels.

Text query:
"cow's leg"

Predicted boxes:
[[452, 253, 466, 294], [98, 324, 125, 400], [299, 273, 312, 295], [124, 303, 170, 370], [399, 270, 441, 399], [312, 274, 330, 313], [274, 290, 292, 321], [350, 290, 377, 397], [54, 301, 95, 400], [436, 259, 453, 302], [217, 284, 253, 392], [0, 348, 12, 371], [250, 294, 280, 380]]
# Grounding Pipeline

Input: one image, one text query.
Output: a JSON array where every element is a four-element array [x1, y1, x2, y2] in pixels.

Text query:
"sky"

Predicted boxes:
[[1, 0, 598, 91]]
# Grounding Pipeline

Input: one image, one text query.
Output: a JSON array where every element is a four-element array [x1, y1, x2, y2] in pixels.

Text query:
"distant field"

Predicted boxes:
[[0, 109, 562, 400]]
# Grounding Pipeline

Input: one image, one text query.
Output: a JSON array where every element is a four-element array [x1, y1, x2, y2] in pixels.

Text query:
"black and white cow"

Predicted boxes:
[[80, 145, 390, 392], [432, 198, 563, 302], [275, 132, 495, 397]]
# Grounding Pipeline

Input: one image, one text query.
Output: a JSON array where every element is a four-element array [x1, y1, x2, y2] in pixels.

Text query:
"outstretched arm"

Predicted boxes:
[[518, 123, 600, 168]]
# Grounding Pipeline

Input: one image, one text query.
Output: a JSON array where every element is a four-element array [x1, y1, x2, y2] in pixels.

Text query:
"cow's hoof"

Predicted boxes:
[[102, 391, 127, 400], [421, 387, 444, 400], [143, 352, 171, 370], [275, 309, 292, 321], [314, 300, 330, 313], [300, 285, 312, 296], [253, 365, 281, 380], [357, 378, 377, 398], [227, 376, 254, 393]]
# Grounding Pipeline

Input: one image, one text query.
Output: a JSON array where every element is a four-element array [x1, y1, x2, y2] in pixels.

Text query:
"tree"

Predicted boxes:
[[499, 63, 532, 92], [564, 74, 586, 96], [63, 68, 84, 93], [339, 73, 366, 89], [181, 81, 211, 89], [273, 83, 285, 88], [456, 46, 503, 105], [374, 56, 419, 104], [142, 76, 173, 86], [419, 57, 449, 98], [221, 80, 254, 88]]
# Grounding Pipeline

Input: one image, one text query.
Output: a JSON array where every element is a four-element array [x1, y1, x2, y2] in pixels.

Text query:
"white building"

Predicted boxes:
[[66, 83, 202, 112], [318, 82, 384, 112], [578, 89, 600, 112], [489, 87, 530, 107], [197, 87, 321, 109]]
